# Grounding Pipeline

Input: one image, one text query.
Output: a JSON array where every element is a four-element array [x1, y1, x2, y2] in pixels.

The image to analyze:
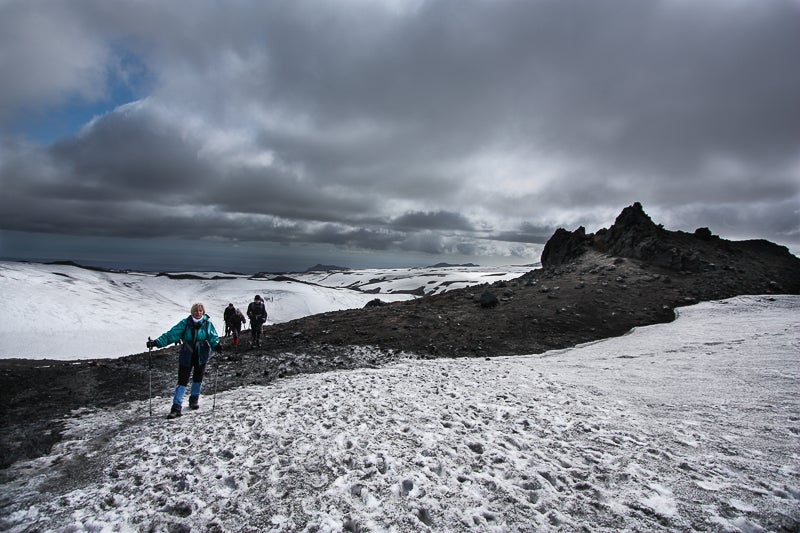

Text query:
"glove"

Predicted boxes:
[[146, 340, 158, 349]]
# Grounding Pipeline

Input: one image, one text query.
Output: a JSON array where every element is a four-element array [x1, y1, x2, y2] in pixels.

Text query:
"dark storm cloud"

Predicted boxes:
[[490, 223, 555, 245], [391, 211, 474, 232], [48, 108, 211, 198], [303, 224, 400, 251], [1, 0, 798, 266]]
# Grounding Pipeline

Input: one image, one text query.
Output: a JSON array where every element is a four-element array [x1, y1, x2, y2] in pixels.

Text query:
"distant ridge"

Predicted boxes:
[[425, 262, 480, 268], [45, 260, 129, 274], [305, 264, 351, 272], [155, 272, 237, 280]]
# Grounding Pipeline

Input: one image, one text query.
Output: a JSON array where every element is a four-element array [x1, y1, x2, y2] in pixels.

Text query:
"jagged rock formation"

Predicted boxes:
[[543, 202, 800, 292]]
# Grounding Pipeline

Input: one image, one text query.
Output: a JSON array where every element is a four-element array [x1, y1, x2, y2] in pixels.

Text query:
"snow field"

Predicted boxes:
[[1, 295, 798, 531], [296, 266, 532, 296], [0, 262, 531, 360], [0, 262, 417, 360]]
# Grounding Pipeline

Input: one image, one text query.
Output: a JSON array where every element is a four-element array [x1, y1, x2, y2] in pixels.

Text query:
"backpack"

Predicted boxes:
[[248, 301, 267, 322]]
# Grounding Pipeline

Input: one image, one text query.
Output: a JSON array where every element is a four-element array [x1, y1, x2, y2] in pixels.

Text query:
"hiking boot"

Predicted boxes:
[[167, 404, 182, 419], [189, 395, 200, 410]]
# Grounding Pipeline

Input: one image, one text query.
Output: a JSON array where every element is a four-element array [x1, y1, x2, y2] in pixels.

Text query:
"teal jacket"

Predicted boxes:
[[154, 314, 220, 366]]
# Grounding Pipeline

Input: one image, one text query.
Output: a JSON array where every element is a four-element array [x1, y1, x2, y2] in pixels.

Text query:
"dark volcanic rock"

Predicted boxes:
[[600, 201, 665, 259], [2, 202, 799, 469], [544, 202, 800, 289], [479, 291, 499, 308], [540, 227, 591, 267]]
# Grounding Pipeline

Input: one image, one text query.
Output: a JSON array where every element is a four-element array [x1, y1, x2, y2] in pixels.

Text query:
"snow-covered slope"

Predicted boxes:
[[293, 264, 533, 295], [1, 296, 797, 532], [0, 262, 531, 360]]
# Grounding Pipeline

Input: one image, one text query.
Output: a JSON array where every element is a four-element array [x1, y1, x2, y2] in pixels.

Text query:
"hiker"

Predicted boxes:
[[247, 295, 268, 347], [223, 303, 235, 336], [223, 303, 236, 337], [227, 307, 247, 347], [146, 302, 222, 418]]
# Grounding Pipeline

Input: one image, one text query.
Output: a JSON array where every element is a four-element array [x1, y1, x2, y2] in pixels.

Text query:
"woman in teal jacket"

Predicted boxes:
[[147, 302, 222, 418]]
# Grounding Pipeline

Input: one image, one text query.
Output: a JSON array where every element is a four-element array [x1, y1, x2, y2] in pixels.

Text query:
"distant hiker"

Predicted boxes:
[[227, 307, 247, 347], [247, 295, 268, 347], [147, 302, 222, 419], [223, 303, 236, 336]]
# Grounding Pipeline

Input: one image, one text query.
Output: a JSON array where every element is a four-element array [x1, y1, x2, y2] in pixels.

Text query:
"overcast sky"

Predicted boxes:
[[1, 0, 798, 272]]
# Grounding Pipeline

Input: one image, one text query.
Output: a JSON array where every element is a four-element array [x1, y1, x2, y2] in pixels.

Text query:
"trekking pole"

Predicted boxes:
[[213, 358, 219, 413], [147, 337, 153, 417]]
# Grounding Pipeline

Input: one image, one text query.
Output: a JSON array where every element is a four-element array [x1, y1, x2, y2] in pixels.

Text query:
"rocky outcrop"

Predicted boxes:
[[540, 227, 592, 267], [542, 202, 800, 291]]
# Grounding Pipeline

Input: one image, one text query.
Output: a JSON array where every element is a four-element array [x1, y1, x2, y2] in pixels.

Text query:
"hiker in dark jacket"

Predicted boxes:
[[246, 295, 268, 347], [223, 303, 236, 337], [227, 308, 247, 347], [147, 302, 221, 418]]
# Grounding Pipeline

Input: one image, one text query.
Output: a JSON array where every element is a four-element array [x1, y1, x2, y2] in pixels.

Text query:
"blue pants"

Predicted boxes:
[[172, 362, 205, 405]]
